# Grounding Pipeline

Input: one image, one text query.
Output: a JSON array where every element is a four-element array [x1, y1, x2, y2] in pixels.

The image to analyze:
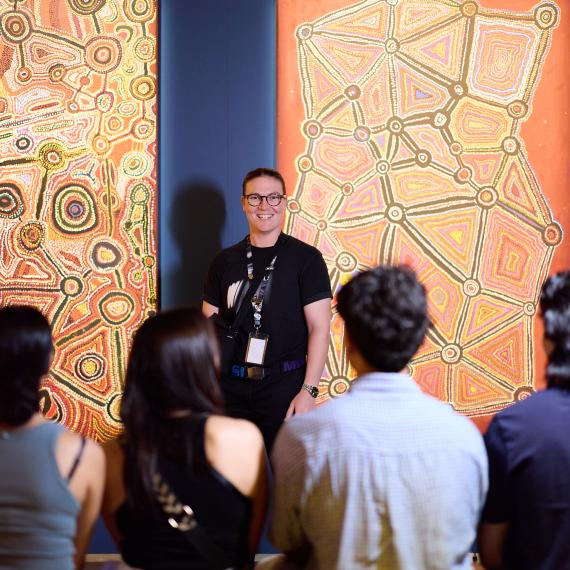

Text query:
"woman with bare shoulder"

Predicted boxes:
[[0, 306, 105, 570], [102, 307, 268, 570]]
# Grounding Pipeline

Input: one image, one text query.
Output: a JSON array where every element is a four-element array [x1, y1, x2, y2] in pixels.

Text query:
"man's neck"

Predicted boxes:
[[249, 230, 281, 248]]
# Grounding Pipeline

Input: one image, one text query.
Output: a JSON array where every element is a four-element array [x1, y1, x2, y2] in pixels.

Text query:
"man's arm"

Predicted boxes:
[[286, 297, 331, 418], [478, 522, 510, 570], [202, 300, 219, 317]]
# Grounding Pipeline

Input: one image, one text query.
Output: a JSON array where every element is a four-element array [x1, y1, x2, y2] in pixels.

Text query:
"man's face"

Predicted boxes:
[[242, 175, 286, 238]]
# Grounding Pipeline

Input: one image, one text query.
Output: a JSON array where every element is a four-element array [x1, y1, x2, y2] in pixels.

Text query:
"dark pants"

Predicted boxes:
[[220, 368, 305, 452]]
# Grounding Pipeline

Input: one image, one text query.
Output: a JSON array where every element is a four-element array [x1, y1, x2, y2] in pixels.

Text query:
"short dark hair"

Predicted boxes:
[[242, 167, 286, 195], [337, 265, 429, 372], [0, 305, 53, 426], [121, 307, 224, 514], [540, 270, 570, 389]]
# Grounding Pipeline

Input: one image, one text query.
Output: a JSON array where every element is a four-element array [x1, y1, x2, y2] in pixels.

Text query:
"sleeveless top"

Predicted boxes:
[[117, 416, 252, 570], [0, 422, 81, 570]]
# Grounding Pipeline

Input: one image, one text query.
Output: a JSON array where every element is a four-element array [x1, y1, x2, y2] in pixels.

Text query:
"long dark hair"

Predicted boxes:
[[0, 306, 53, 426], [121, 307, 224, 514], [540, 270, 570, 390]]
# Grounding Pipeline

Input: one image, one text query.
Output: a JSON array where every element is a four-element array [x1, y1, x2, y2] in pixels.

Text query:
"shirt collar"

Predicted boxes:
[[349, 371, 422, 396]]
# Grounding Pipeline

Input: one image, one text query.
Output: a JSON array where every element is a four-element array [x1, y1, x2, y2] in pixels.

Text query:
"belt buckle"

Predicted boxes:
[[246, 366, 264, 380]]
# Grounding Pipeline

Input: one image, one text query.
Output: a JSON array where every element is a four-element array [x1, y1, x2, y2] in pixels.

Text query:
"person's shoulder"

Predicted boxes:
[[207, 415, 264, 450], [60, 430, 105, 472]]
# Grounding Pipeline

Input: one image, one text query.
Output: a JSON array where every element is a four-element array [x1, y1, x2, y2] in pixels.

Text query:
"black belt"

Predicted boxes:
[[230, 358, 306, 380]]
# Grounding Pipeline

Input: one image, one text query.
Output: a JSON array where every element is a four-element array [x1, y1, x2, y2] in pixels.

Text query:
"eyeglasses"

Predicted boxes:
[[244, 193, 287, 207]]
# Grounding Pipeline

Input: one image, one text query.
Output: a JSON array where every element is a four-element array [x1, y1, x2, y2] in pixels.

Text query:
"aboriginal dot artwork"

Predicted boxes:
[[0, 0, 157, 441], [284, 0, 562, 417]]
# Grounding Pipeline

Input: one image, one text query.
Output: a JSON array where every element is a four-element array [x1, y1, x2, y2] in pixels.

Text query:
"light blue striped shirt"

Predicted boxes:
[[270, 372, 488, 570]]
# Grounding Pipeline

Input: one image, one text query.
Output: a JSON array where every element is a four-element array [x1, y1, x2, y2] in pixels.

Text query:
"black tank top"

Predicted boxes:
[[116, 416, 252, 569]]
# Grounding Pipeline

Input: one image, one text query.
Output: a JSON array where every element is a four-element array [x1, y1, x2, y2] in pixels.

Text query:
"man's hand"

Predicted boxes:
[[285, 388, 316, 420]]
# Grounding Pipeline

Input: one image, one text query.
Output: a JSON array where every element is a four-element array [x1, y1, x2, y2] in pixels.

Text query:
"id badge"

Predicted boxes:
[[245, 333, 269, 365]]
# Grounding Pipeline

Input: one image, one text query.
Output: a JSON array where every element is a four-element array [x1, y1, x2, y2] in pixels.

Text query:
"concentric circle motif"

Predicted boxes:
[[15, 135, 32, 152], [354, 126, 370, 142], [297, 24, 313, 40], [416, 150, 432, 167], [534, 3, 559, 30], [385, 38, 400, 54], [15, 66, 32, 84], [95, 91, 114, 112], [523, 302, 536, 316], [132, 118, 154, 140], [329, 376, 350, 398], [450, 141, 463, 155], [0, 183, 24, 218], [336, 251, 358, 272], [303, 120, 322, 139], [48, 63, 66, 83], [117, 101, 137, 117], [341, 183, 354, 195], [75, 354, 105, 383], [98, 291, 135, 325], [92, 134, 111, 155], [477, 186, 498, 208], [441, 343, 461, 364], [19, 221, 43, 250], [297, 155, 313, 172], [129, 75, 156, 101], [463, 279, 480, 297], [461, 1, 479, 17], [0, 11, 32, 44], [85, 36, 122, 73], [387, 204, 405, 223], [287, 198, 301, 213], [317, 220, 327, 231], [542, 222, 563, 246], [38, 142, 66, 171], [514, 386, 535, 401], [121, 152, 149, 178], [52, 183, 98, 234], [90, 240, 123, 271], [502, 136, 520, 155], [450, 82, 467, 97], [432, 111, 448, 128], [61, 276, 84, 297], [454, 166, 472, 183], [376, 160, 390, 175], [68, 0, 106, 15], [507, 100, 528, 119], [134, 36, 156, 62], [387, 116, 404, 134], [124, 0, 155, 23]]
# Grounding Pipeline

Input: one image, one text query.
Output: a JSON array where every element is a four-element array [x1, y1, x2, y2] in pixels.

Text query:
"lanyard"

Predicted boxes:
[[246, 235, 277, 332]]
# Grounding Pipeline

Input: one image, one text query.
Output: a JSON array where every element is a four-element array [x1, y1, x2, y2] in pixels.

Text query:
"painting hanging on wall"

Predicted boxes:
[[278, 0, 570, 430], [0, 0, 158, 441]]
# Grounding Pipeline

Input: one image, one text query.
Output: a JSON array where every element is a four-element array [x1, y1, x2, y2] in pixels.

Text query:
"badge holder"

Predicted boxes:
[[245, 297, 268, 367]]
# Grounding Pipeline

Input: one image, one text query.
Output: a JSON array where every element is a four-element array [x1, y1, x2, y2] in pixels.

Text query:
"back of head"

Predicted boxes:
[[337, 265, 429, 372], [121, 307, 224, 513], [0, 305, 52, 426], [540, 270, 570, 389]]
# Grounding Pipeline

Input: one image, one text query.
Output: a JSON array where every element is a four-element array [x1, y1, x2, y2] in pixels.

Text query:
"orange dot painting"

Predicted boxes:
[[0, 0, 157, 441], [278, 0, 570, 429]]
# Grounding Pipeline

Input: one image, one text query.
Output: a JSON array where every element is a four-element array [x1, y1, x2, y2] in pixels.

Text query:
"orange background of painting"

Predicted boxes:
[[277, 0, 570, 430]]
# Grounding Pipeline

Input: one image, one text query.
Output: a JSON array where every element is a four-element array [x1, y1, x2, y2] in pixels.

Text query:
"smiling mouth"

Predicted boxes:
[[257, 214, 273, 219]]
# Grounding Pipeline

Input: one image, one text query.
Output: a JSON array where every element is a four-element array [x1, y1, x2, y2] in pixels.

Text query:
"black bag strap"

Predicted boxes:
[[153, 472, 235, 570], [227, 233, 286, 331]]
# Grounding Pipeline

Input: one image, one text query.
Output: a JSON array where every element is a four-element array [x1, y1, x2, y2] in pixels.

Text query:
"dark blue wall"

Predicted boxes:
[[89, 0, 276, 553], [159, 0, 277, 309]]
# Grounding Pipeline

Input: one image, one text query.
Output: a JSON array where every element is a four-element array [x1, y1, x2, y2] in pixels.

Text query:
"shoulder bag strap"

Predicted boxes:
[[153, 472, 235, 570]]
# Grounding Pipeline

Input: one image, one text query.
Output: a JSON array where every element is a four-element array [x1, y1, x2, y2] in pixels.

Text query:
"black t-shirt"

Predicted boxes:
[[203, 233, 331, 367]]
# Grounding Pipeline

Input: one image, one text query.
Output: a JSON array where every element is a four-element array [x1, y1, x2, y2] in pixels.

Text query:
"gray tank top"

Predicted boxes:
[[0, 421, 80, 569]]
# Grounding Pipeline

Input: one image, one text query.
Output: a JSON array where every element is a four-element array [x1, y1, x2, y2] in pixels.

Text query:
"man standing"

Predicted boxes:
[[269, 265, 488, 569], [478, 270, 570, 570], [202, 168, 331, 451]]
